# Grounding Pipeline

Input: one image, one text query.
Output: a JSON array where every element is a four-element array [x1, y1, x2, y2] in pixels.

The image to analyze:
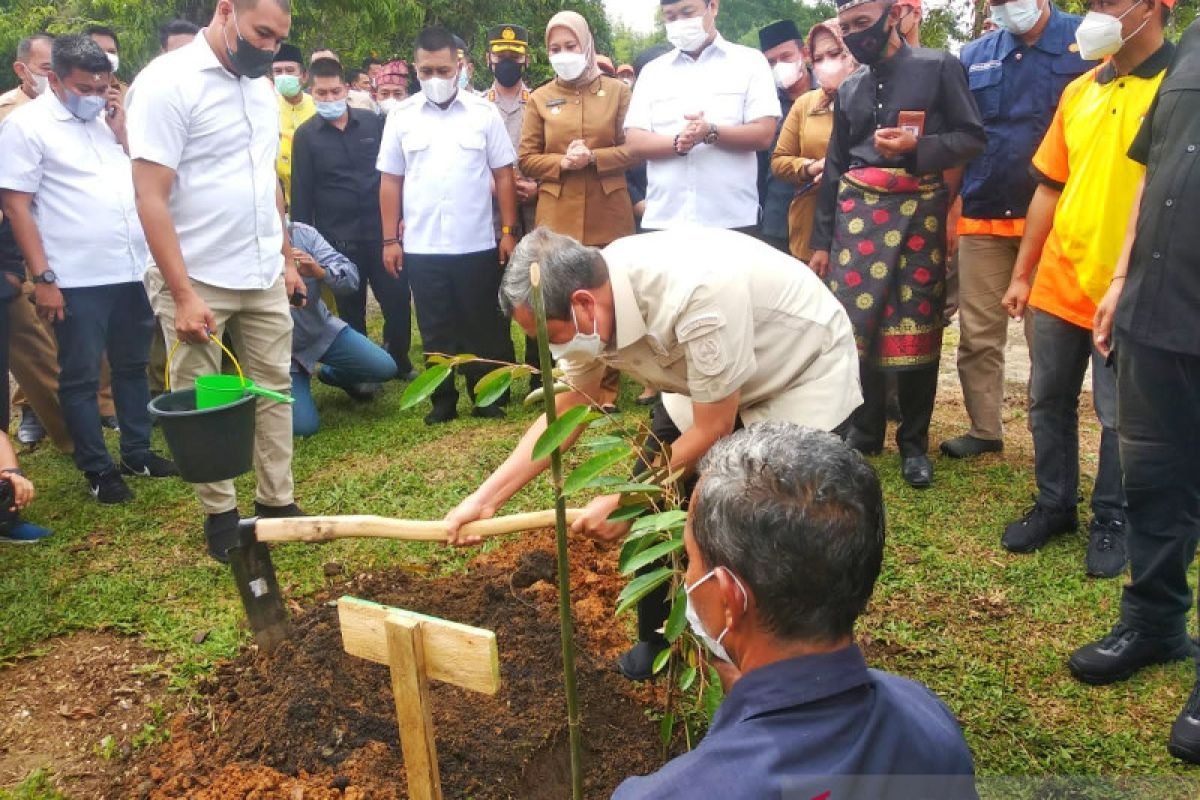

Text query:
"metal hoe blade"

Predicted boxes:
[[227, 518, 292, 652]]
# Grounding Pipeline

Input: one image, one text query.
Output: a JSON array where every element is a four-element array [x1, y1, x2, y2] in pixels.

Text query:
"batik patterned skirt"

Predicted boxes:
[[826, 167, 948, 370]]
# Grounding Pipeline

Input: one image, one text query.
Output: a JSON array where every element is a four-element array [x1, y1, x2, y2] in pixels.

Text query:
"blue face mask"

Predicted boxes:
[[315, 99, 347, 120], [458, 69, 471, 90], [62, 89, 106, 120]]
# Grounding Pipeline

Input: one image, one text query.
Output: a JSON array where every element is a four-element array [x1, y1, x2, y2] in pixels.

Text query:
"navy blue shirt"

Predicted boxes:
[[612, 645, 976, 799], [758, 92, 797, 243], [958, 9, 1092, 221]]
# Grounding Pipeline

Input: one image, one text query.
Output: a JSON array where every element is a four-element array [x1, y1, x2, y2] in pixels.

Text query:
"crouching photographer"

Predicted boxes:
[[0, 431, 50, 544]]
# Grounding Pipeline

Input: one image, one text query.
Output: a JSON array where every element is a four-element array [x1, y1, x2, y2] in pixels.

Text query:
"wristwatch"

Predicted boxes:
[[703, 123, 719, 145], [500, 225, 515, 236], [32, 269, 57, 285]]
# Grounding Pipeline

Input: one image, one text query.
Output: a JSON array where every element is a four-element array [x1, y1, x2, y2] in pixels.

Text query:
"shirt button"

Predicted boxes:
[[1189, 145, 1197, 152], [1004, 209, 1012, 217], [1153, 252, 1162, 259], [1014, 52, 1023, 60], [877, 103, 883, 108], [1166, 198, 1174, 207]]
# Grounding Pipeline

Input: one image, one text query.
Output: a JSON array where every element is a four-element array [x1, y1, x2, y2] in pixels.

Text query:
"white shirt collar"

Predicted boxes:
[[671, 32, 730, 64], [44, 90, 77, 122]]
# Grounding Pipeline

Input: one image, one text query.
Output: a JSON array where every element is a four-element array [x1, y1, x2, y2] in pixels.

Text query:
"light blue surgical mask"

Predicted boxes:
[[684, 567, 748, 664], [458, 68, 471, 90], [315, 99, 347, 120], [991, 0, 1046, 36], [62, 89, 106, 120], [548, 305, 603, 361]]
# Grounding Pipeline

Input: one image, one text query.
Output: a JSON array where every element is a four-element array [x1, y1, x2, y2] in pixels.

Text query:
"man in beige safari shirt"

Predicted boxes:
[[444, 225, 861, 679]]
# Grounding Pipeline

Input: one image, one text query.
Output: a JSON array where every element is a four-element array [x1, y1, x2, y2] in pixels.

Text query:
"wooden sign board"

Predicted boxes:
[[337, 596, 501, 695]]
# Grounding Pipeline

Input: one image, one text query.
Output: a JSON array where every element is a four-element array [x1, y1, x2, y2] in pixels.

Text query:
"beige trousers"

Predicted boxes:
[[8, 282, 116, 453], [145, 267, 295, 514], [955, 234, 1034, 440]]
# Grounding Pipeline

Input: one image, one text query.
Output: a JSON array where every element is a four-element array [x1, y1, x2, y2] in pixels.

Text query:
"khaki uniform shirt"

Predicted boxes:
[[0, 86, 33, 125], [560, 228, 862, 431], [486, 82, 536, 235]]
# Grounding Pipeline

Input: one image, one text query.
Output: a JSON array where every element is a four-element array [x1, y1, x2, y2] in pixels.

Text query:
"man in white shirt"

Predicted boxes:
[[378, 26, 519, 425], [127, 0, 306, 563], [624, 0, 780, 231], [0, 34, 177, 505]]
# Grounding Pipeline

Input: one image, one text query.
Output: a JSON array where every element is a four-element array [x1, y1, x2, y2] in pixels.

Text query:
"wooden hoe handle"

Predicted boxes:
[[254, 509, 583, 544]]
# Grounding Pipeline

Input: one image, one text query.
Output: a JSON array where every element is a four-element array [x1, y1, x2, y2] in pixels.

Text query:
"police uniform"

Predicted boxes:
[[484, 24, 537, 237]]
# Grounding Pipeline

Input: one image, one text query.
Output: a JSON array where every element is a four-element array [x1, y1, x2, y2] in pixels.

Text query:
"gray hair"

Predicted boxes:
[[51, 34, 111, 79], [499, 227, 608, 320], [693, 422, 885, 643], [17, 34, 53, 63]]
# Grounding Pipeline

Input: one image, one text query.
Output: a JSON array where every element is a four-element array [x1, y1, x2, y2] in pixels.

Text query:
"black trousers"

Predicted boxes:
[[334, 240, 413, 374], [851, 363, 939, 457], [0, 294, 9, 428], [405, 249, 516, 408], [1117, 338, 1200, 646]]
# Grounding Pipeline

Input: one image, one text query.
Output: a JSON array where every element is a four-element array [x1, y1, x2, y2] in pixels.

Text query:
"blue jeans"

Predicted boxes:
[[1028, 309, 1124, 520], [53, 282, 155, 474], [292, 326, 397, 436]]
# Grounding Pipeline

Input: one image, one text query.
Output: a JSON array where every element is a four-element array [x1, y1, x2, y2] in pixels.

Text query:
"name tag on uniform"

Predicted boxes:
[[547, 98, 565, 115]]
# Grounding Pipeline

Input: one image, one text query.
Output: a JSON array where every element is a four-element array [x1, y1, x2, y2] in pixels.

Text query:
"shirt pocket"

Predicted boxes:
[[967, 64, 1003, 121], [650, 96, 684, 133], [401, 133, 431, 175], [706, 90, 746, 127]]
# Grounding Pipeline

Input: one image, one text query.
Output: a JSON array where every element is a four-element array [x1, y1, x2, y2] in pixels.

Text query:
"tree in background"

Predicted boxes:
[[0, 0, 611, 91]]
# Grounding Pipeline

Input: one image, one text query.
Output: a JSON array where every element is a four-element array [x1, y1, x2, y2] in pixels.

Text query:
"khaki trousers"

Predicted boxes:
[[955, 234, 1034, 440], [145, 267, 295, 515], [7, 283, 116, 453]]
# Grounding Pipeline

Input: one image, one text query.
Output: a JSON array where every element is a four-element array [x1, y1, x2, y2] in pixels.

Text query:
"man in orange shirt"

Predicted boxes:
[[1001, 0, 1174, 578]]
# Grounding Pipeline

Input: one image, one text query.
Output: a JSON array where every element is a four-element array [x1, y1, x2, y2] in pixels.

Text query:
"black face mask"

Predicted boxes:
[[494, 59, 524, 88], [223, 11, 276, 79], [843, 10, 892, 66]]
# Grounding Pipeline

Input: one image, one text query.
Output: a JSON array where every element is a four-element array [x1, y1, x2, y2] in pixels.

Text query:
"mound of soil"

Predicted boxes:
[[121, 534, 670, 799]]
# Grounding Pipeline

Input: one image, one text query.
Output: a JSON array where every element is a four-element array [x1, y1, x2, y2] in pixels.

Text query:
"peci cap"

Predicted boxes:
[[758, 19, 802, 51], [487, 24, 529, 55], [273, 43, 304, 65]]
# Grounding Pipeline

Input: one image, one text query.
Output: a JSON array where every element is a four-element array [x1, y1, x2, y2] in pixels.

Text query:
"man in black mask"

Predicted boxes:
[[809, 0, 984, 489], [484, 24, 537, 238]]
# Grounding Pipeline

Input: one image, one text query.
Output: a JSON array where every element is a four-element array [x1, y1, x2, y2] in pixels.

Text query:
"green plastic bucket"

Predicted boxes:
[[195, 374, 256, 409]]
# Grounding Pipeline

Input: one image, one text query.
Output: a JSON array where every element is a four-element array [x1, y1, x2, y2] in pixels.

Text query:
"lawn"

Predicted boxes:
[[2, 323, 1198, 796]]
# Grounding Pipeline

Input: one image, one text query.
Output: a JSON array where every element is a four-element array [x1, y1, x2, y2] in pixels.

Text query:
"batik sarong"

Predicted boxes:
[[827, 167, 948, 370]]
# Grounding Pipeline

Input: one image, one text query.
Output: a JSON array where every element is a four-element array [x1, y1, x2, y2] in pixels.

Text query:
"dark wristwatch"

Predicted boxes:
[[33, 269, 57, 285], [703, 123, 719, 145]]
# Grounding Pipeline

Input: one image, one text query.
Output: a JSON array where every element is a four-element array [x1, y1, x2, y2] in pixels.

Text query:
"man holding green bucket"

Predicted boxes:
[[128, 0, 307, 562]]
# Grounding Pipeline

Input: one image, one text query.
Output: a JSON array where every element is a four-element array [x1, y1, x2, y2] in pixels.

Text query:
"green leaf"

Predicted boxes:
[[617, 531, 657, 573], [615, 567, 672, 616], [522, 382, 571, 407], [702, 664, 724, 719], [618, 537, 684, 576], [473, 367, 514, 407], [608, 502, 651, 523], [531, 405, 592, 460], [658, 710, 675, 747], [652, 646, 672, 675], [664, 585, 688, 642], [678, 665, 697, 692], [580, 435, 627, 451], [630, 510, 688, 536], [562, 447, 633, 495], [604, 482, 663, 495], [399, 365, 452, 410]]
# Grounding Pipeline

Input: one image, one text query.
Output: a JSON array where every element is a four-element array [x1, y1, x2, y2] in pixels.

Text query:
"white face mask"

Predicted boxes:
[[813, 56, 853, 92], [22, 65, 49, 96], [421, 75, 458, 105], [548, 304, 604, 361], [666, 16, 710, 52], [772, 59, 804, 90], [990, 0, 1046, 35], [1074, 3, 1146, 61], [106, 52, 120, 73], [684, 567, 748, 664], [549, 52, 588, 82], [379, 97, 402, 114]]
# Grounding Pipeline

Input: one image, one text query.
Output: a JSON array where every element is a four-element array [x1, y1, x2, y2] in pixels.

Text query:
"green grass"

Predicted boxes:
[[2, 322, 1198, 789]]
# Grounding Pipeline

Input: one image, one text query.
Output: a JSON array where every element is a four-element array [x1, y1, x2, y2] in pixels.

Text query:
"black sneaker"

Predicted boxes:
[[86, 467, 133, 504], [204, 509, 240, 564], [253, 501, 307, 519], [1085, 518, 1128, 578], [1169, 680, 1200, 765], [1002, 503, 1077, 553], [120, 452, 180, 478], [101, 415, 120, 431], [616, 639, 668, 682], [939, 434, 1003, 459], [1068, 623, 1194, 686]]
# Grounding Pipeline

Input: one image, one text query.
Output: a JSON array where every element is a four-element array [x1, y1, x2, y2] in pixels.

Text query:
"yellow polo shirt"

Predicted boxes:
[[1028, 43, 1173, 329], [276, 92, 316, 206]]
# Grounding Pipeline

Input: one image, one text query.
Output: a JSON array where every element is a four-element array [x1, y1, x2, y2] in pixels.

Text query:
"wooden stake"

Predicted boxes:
[[387, 616, 442, 800]]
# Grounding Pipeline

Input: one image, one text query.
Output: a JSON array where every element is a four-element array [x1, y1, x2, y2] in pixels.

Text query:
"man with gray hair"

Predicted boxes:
[[445, 225, 861, 678], [613, 424, 976, 798]]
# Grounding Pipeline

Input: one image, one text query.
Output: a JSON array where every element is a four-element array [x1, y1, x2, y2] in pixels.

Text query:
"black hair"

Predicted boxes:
[[84, 24, 119, 52], [234, 0, 292, 10], [158, 19, 200, 49], [362, 56, 382, 69], [309, 57, 344, 80], [51, 33, 112, 79], [346, 67, 364, 82], [415, 26, 457, 58]]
